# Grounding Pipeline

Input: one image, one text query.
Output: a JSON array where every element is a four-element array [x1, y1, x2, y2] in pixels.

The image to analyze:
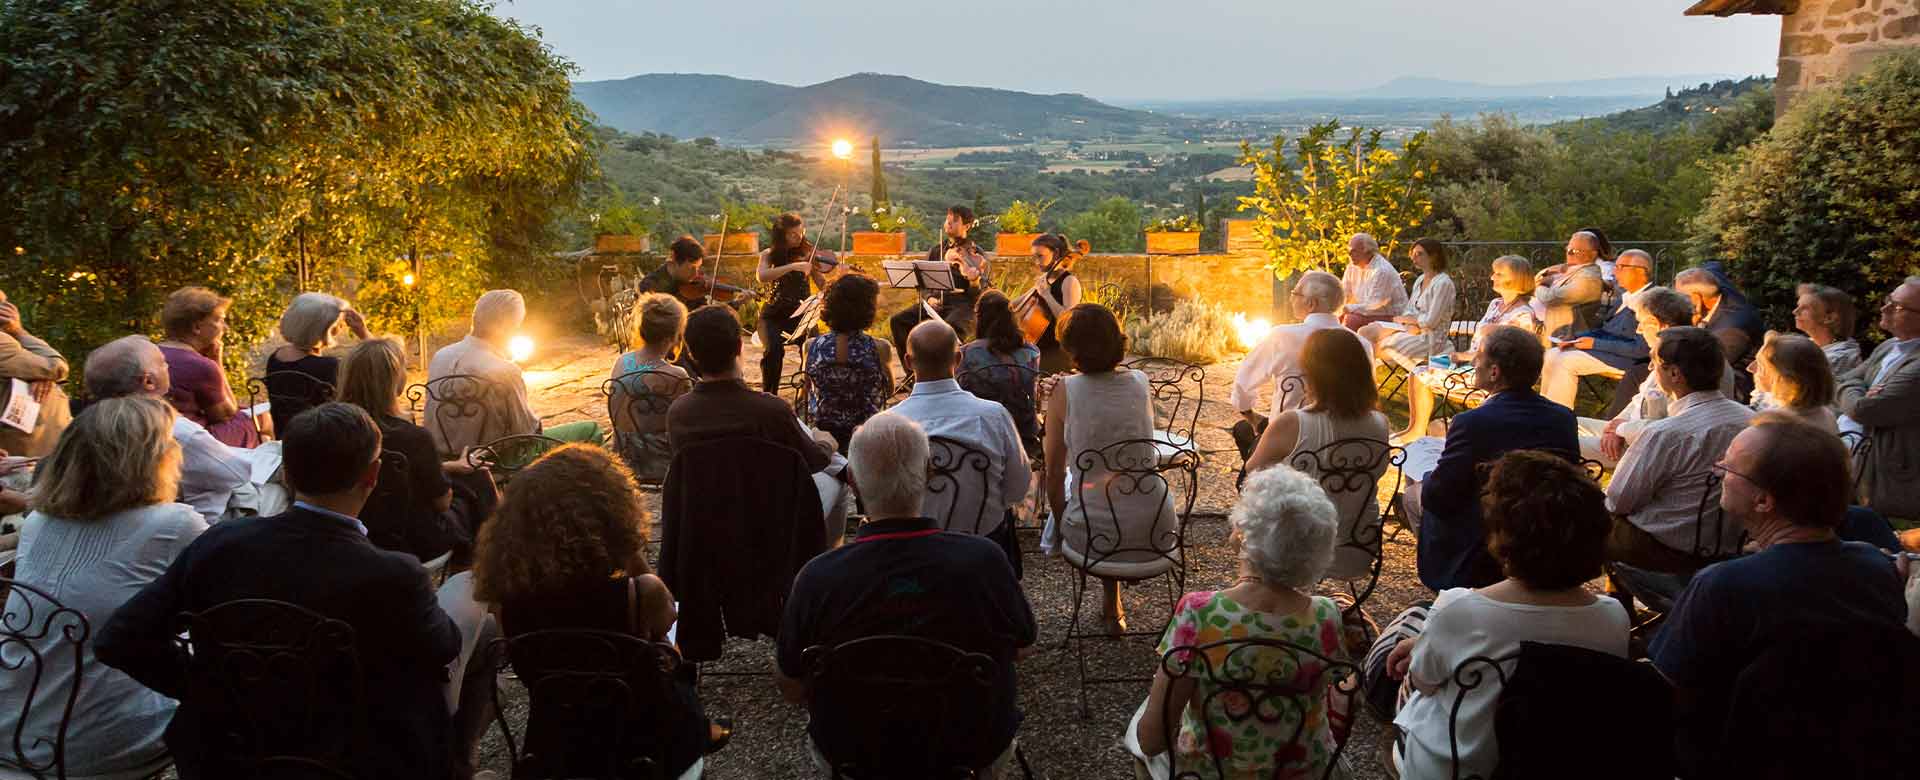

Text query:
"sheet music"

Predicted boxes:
[[1, 378, 40, 434]]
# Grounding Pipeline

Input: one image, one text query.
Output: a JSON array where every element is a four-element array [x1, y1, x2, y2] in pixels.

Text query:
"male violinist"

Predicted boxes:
[[888, 205, 990, 370], [637, 235, 712, 312]]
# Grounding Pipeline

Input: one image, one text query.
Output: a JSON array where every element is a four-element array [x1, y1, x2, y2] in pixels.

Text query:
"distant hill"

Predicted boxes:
[[572, 72, 1178, 147], [1350, 74, 1746, 99], [1559, 76, 1774, 135]]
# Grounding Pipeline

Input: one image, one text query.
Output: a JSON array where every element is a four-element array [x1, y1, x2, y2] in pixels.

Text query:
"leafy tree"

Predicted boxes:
[[1065, 197, 1144, 253], [1237, 121, 1435, 278]]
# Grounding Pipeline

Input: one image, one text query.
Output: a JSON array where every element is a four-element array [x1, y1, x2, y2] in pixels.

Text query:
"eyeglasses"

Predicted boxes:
[[1883, 299, 1920, 315], [1710, 461, 1759, 487], [1616, 264, 1651, 273], [1565, 247, 1595, 256]]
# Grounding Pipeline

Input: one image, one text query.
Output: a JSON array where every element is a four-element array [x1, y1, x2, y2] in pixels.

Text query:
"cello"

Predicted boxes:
[[1012, 239, 1088, 344]]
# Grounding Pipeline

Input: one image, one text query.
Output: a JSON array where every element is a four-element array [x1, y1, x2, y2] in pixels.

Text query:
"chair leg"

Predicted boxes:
[[1015, 744, 1035, 779], [1063, 566, 1093, 719]]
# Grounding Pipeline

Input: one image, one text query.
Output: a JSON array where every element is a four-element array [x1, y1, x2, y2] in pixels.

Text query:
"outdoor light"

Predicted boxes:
[[831, 139, 854, 160], [402, 273, 416, 286], [1231, 313, 1273, 349], [509, 335, 534, 363]]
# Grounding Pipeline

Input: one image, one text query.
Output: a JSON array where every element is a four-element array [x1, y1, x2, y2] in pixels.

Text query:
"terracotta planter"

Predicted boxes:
[[1145, 231, 1202, 255], [1223, 219, 1264, 253], [593, 234, 649, 254], [702, 232, 760, 256], [994, 232, 1040, 257], [851, 231, 908, 255]]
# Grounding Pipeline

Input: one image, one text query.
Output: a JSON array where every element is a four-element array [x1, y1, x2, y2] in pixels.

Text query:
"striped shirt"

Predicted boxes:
[[1606, 391, 1756, 555]]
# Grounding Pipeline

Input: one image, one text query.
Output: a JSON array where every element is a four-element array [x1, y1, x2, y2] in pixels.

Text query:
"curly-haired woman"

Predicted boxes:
[[805, 274, 894, 452], [472, 445, 731, 776]]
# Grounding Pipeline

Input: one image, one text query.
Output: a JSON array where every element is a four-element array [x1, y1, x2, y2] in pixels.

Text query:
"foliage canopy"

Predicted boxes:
[[1237, 121, 1435, 278]]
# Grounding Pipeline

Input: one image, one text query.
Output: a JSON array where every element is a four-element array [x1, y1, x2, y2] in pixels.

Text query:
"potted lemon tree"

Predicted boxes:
[[1145, 214, 1203, 255], [993, 198, 1054, 256]]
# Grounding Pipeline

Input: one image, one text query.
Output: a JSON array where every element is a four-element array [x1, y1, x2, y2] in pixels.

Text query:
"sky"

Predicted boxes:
[[492, 0, 1781, 101]]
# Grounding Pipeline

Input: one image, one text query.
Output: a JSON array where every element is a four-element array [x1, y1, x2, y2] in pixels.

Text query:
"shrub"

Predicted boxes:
[[998, 199, 1056, 234], [1124, 299, 1242, 365]]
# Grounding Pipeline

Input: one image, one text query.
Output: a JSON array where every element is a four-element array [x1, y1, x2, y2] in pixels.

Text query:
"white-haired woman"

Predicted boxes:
[[1127, 465, 1348, 780], [265, 292, 371, 434], [0, 396, 207, 777]]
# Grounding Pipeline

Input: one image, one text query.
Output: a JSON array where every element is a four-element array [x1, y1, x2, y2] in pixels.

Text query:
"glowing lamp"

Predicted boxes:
[[402, 273, 416, 287], [1231, 313, 1274, 350], [830, 139, 854, 160], [508, 335, 534, 363]]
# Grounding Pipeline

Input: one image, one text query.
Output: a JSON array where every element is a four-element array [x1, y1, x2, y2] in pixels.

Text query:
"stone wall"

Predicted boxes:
[[826, 251, 1283, 323], [1777, 0, 1920, 114]]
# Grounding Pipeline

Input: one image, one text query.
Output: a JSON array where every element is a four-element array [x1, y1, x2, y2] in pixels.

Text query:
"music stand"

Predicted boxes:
[[883, 260, 956, 326]]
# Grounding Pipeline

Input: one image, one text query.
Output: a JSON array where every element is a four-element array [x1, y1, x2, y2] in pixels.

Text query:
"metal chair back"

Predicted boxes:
[[1121, 357, 1205, 454], [927, 436, 995, 535], [491, 629, 687, 780], [1154, 636, 1361, 780], [407, 373, 513, 456], [1067, 438, 1199, 574], [248, 371, 337, 436], [801, 635, 1005, 780], [1285, 437, 1405, 620], [0, 579, 91, 780], [604, 370, 693, 482], [466, 434, 566, 480], [1445, 654, 1522, 780], [176, 599, 364, 779]]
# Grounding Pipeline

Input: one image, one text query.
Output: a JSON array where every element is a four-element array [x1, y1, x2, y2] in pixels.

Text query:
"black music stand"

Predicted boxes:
[[883, 260, 956, 328]]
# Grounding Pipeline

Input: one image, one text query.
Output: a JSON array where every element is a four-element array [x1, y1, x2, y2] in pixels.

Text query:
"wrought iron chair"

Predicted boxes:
[[1148, 637, 1361, 780], [1612, 470, 1735, 637], [603, 370, 694, 489], [886, 370, 915, 408], [1430, 368, 1490, 434], [1841, 429, 1873, 500], [1439, 654, 1522, 780], [1234, 373, 1308, 491], [364, 449, 452, 585], [407, 373, 514, 457], [0, 579, 93, 780], [1121, 357, 1206, 457], [247, 371, 337, 437], [490, 629, 700, 780], [466, 433, 566, 481], [801, 635, 1032, 780], [175, 599, 364, 779], [1286, 438, 1406, 642], [779, 370, 813, 425], [926, 436, 997, 536], [1059, 439, 1201, 716]]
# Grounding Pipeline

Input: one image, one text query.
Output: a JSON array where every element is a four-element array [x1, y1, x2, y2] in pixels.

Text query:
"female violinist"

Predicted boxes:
[[1014, 233, 1084, 373], [755, 213, 829, 392]]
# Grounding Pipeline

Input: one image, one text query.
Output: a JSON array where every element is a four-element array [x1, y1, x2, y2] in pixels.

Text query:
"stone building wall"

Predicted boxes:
[[1777, 0, 1920, 114]]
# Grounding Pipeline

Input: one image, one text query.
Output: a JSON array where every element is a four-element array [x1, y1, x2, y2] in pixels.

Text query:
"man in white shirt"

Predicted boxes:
[[83, 335, 251, 523], [1605, 327, 1755, 575], [889, 320, 1032, 573], [1338, 234, 1408, 330], [424, 289, 601, 456], [1231, 271, 1374, 460]]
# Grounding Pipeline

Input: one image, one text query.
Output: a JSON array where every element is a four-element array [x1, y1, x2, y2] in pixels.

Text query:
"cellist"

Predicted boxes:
[[1016, 233, 1083, 373]]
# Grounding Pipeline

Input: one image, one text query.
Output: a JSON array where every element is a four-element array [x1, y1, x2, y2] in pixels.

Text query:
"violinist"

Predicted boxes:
[[639, 235, 755, 312], [1018, 233, 1083, 372], [888, 205, 990, 369], [755, 212, 829, 392]]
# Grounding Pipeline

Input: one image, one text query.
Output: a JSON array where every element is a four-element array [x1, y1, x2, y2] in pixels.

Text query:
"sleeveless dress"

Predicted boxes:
[[806, 331, 886, 450], [1035, 271, 1075, 373], [1285, 409, 1392, 581], [1055, 370, 1181, 577]]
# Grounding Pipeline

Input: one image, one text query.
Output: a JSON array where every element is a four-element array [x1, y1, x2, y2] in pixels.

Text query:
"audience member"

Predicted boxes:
[[1246, 328, 1391, 580], [1749, 332, 1838, 432], [156, 286, 259, 448], [473, 444, 730, 777], [1578, 225, 1619, 284], [776, 413, 1036, 778], [1, 397, 206, 777], [1129, 465, 1347, 780], [1338, 233, 1408, 329], [1396, 255, 1536, 441], [0, 289, 71, 457], [890, 320, 1031, 569], [1383, 450, 1627, 780], [1044, 303, 1177, 634], [1358, 238, 1456, 364], [1674, 267, 1765, 399], [1793, 283, 1862, 377], [755, 212, 829, 393], [1539, 248, 1655, 409], [97, 403, 462, 780], [1837, 276, 1920, 523], [1232, 270, 1372, 458], [1417, 326, 1578, 592], [1581, 287, 1736, 465], [84, 335, 250, 523], [956, 290, 1043, 455], [424, 289, 601, 456], [1532, 231, 1608, 339], [608, 292, 692, 480], [805, 274, 894, 451], [1650, 418, 1905, 772], [1605, 328, 1755, 576], [264, 292, 369, 432], [1023, 233, 1084, 373]]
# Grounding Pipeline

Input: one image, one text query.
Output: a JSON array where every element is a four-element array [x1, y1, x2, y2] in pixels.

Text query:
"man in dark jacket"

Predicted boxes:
[[1676, 266, 1765, 401], [97, 403, 460, 780], [1418, 326, 1581, 592]]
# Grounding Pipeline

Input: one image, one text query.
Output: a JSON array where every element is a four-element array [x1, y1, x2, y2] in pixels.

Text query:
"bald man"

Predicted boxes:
[[888, 320, 1032, 575], [85, 335, 251, 522]]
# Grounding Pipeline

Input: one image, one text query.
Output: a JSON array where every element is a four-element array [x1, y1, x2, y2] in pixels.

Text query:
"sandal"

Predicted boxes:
[[705, 717, 734, 754]]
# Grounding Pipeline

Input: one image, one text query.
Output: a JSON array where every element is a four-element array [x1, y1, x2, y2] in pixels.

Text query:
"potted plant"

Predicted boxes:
[[1145, 214, 1203, 255], [851, 201, 918, 254], [994, 198, 1054, 256], [702, 201, 774, 256], [591, 191, 659, 254]]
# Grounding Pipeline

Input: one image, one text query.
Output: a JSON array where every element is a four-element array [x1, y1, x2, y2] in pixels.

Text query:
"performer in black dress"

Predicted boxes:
[[755, 213, 828, 392], [888, 205, 990, 369]]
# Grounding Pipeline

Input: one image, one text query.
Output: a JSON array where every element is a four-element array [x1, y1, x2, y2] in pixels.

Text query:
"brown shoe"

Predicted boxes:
[[1899, 528, 1920, 554]]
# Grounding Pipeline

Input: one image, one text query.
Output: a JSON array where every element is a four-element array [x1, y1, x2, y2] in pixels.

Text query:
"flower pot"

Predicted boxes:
[[995, 232, 1040, 257], [1223, 219, 1264, 253], [594, 234, 649, 254], [851, 231, 908, 255], [1145, 231, 1201, 255], [702, 232, 760, 256]]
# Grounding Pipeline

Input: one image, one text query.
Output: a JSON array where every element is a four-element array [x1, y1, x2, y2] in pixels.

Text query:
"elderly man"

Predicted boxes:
[[423, 289, 601, 456], [889, 319, 1031, 575], [0, 290, 71, 457], [775, 412, 1036, 778], [1231, 271, 1374, 460], [1539, 249, 1655, 409], [1338, 233, 1408, 330], [1840, 276, 1920, 526], [1605, 328, 1755, 577], [83, 336, 252, 523], [1674, 267, 1765, 400], [1533, 230, 1609, 339]]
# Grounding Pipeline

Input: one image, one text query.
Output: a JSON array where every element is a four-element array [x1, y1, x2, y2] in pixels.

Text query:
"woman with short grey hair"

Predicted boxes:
[[265, 291, 371, 434]]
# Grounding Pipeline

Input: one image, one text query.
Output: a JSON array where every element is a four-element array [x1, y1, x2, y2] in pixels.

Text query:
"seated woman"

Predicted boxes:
[[472, 444, 730, 778], [1044, 303, 1178, 634], [0, 396, 207, 777], [1793, 283, 1862, 377], [265, 292, 371, 434], [1128, 465, 1347, 780], [1749, 331, 1838, 433], [336, 336, 494, 564], [609, 293, 692, 481], [1358, 238, 1457, 366], [1378, 450, 1627, 779], [958, 290, 1043, 456], [1246, 328, 1392, 582], [1397, 255, 1540, 442], [805, 274, 894, 452], [157, 286, 259, 448]]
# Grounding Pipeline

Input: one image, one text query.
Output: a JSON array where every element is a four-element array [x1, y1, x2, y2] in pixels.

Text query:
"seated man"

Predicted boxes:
[[1337, 233, 1406, 330], [1838, 276, 1920, 528], [0, 289, 71, 457], [95, 403, 464, 780], [635, 234, 713, 313], [83, 335, 251, 523], [889, 205, 989, 366], [1418, 326, 1578, 592], [1675, 267, 1765, 401], [889, 319, 1032, 572], [1605, 328, 1755, 577], [1650, 417, 1905, 773], [1540, 248, 1654, 409], [424, 289, 602, 456], [1533, 230, 1609, 340], [776, 413, 1037, 778], [1581, 287, 1737, 466], [1231, 270, 1373, 460]]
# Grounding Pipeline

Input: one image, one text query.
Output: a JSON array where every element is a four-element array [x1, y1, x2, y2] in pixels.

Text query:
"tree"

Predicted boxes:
[[1065, 197, 1144, 253], [1236, 121, 1435, 278]]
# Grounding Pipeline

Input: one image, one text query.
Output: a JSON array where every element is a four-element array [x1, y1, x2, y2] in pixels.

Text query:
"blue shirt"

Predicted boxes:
[[293, 500, 369, 537]]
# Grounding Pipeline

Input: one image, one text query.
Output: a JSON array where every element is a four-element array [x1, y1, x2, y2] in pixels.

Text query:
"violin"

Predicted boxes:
[[677, 273, 757, 307]]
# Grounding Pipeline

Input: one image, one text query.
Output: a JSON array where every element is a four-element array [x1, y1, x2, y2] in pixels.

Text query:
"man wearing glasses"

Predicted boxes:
[[1230, 271, 1372, 461], [1533, 230, 1609, 340], [1838, 276, 1920, 527], [1539, 248, 1657, 410]]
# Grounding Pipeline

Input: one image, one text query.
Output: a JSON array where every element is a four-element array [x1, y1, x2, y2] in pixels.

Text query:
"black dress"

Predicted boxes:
[[263, 353, 339, 433], [361, 414, 471, 563], [757, 246, 815, 393], [1035, 271, 1075, 373]]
